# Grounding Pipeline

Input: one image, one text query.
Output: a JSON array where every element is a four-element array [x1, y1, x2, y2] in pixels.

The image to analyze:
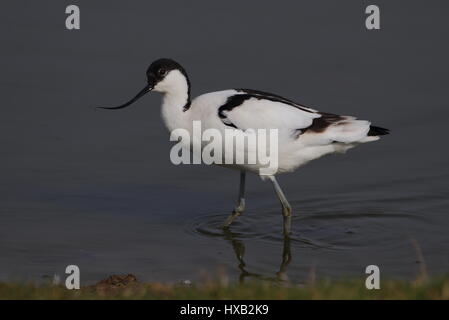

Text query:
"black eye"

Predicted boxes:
[[158, 68, 167, 76]]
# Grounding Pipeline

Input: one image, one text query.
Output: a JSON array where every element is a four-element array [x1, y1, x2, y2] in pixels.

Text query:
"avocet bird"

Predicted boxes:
[[98, 58, 389, 236]]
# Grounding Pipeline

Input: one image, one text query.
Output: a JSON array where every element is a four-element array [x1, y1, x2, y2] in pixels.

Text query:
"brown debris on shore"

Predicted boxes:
[[85, 274, 141, 296]]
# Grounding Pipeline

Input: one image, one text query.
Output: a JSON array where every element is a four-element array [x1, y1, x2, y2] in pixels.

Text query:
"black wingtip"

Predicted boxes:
[[368, 126, 390, 136]]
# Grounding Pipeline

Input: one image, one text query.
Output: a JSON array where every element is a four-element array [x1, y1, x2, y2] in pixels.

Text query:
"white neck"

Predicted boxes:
[[156, 70, 191, 132]]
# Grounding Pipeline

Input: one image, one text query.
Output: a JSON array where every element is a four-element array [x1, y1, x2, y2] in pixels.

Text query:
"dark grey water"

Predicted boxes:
[[1, 1, 448, 285]]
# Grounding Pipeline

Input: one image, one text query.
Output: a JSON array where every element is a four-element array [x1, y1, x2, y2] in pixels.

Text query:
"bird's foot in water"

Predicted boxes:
[[222, 200, 245, 228]]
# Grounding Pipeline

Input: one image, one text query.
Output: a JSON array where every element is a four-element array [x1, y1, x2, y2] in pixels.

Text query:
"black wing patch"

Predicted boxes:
[[302, 112, 344, 133], [368, 126, 390, 136], [236, 89, 316, 113], [218, 94, 253, 129], [300, 114, 390, 138]]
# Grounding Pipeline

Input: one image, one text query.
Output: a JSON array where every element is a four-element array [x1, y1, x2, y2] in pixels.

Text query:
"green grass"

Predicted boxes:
[[1, 277, 449, 300]]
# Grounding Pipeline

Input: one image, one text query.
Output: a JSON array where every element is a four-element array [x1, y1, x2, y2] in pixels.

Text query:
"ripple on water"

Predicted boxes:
[[186, 210, 344, 251], [185, 201, 429, 254]]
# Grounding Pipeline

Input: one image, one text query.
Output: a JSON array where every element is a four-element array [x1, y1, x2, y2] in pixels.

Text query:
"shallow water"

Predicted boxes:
[[0, 1, 448, 285]]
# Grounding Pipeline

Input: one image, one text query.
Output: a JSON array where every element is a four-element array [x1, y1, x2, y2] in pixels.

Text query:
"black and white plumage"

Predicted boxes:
[[98, 58, 389, 236]]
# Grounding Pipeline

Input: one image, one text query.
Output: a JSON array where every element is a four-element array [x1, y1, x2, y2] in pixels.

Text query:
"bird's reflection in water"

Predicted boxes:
[[222, 229, 292, 284]]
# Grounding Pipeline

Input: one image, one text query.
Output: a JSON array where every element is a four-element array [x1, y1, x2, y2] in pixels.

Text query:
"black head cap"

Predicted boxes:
[[146, 58, 190, 88]]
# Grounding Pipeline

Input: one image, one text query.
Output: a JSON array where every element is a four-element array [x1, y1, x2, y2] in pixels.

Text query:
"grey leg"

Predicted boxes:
[[223, 171, 246, 228], [276, 235, 292, 281], [267, 175, 292, 236]]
